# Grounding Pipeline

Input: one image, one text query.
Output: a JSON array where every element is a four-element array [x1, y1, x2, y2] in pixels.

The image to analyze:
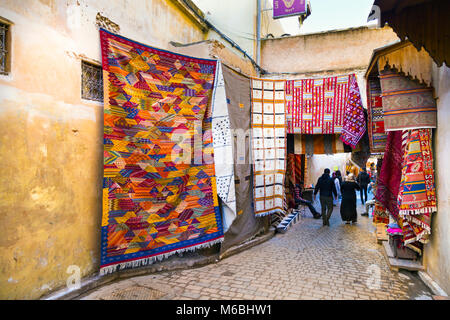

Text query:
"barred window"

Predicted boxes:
[[81, 61, 103, 102], [0, 22, 9, 75]]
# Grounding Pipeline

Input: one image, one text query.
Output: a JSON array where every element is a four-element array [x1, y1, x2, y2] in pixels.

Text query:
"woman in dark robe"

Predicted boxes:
[[340, 173, 361, 224]]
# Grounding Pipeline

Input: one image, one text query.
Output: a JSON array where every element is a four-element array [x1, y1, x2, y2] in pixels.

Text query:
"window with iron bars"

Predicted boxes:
[[0, 22, 9, 75], [81, 61, 103, 102]]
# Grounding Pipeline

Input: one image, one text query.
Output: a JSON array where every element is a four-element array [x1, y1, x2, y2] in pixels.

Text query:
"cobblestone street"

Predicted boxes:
[[80, 200, 433, 300]]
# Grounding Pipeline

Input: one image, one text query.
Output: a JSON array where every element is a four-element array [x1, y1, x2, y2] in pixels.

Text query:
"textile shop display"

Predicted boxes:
[[211, 62, 236, 232], [293, 134, 349, 155], [379, 68, 437, 131], [220, 65, 266, 252], [100, 29, 224, 274], [341, 73, 366, 148], [367, 77, 388, 153], [285, 74, 366, 148], [397, 129, 436, 245], [375, 130, 405, 221], [286, 154, 296, 209], [350, 109, 371, 169], [251, 78, 287, 216], [373, 201, 389, 224], [285, 153, 305, 208]]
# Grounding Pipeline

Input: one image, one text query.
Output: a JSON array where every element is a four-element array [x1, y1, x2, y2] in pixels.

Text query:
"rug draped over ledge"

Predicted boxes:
[[285, 74, 366, 148], [379, 68, 437, 131], [100, 29, 224, 274]]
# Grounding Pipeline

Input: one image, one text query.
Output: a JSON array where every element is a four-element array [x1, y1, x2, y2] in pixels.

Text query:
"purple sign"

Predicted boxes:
[[273, 0, 307, 19]]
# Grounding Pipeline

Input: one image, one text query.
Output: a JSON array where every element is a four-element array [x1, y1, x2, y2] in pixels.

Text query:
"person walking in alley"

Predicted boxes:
[[356, 167, 371, 205], [340, 173, 361, 224], [332, 171, 341, 206], [314, 168, 337, 226]]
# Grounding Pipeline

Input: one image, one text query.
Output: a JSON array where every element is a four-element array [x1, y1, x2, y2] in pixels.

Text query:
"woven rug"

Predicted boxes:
[[397, 129, 436, 244], [340, 74, 366, 148], [367, 77, 388, 153], [379, 69, 437, 131], [286, 154, 296, 209], [373, 201, 389, 224], [100, 29, 223, 274], [285, 74, 365, 148], [375, 130, 405, 221], [251, 78, 286, 217], [211, 62, 236, 232], [220, 65, 266, 253], [398, 129, 436, 215]]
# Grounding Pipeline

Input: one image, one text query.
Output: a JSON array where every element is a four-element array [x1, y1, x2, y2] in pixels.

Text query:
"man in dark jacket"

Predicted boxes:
[[314, 168, 337, 226], [357, 168, 371, 205]]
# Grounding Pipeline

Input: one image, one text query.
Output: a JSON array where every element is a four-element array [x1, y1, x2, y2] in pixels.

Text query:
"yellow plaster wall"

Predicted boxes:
[[0, 0, 206, 299]]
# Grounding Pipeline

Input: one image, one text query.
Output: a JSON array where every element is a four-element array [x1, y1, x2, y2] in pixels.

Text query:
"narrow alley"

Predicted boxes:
[[79, 200, 433, 300], [1, 0, 449, 304]]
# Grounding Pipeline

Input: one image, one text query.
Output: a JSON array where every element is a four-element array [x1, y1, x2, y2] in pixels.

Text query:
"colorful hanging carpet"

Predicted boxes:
[[350, 109, 371, 169], [340, 74, 366, 148], [398, 129, 437, 215], [285, 74, 365, 148], [397, 129, 436, 245], [379, 68, 437, 131], [100, 29, 224, 274], [285, 75, 349, 135], [251, 78, 286, 217], [373, 201, 389, 224], [211, 62, 236, 232], [375, 130, 405, 221], [367, 77, 388, 153]]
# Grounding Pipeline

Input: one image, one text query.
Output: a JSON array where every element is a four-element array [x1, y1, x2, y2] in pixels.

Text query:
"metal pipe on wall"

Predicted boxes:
[[256, 0, 262, 75]]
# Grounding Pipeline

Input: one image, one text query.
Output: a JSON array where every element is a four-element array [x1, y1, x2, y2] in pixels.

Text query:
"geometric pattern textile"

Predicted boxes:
[[211, 62, 236, 232], [375, 130, 405, 222], [373, 201, 390, 224], [285, 73, 365, 148], [286, 74, 354, 135], [340, 74, 366, 148], [251, 78, 286, 217], [379, 68, 437, 131], [398, 129, 436, 215], [397, 129, 436, 245], [100, 29, 223, 274], [367, 77, 388, 153]]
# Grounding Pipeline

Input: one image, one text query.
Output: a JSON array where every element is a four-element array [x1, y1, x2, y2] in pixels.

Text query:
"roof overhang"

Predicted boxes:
[[368, 0, 449, 67]]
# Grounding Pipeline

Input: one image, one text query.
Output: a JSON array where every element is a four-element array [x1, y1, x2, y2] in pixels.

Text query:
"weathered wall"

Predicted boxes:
[[0, 0, 207, 300], [425, 64, 450, 295], [261, 26, 399, 74], [169, 40, 257, 77]]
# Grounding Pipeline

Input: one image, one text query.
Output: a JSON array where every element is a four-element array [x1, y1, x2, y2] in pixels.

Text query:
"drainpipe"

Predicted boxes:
[[256, 0, 262, 76]]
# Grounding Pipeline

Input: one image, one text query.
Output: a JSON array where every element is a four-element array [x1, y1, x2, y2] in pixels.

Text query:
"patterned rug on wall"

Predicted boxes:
[[100, 29, 224, 274], [251, 78, 287, 217]]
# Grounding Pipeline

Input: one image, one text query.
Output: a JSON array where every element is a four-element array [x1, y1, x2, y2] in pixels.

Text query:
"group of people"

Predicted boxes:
[[292, 166, 372, 227]]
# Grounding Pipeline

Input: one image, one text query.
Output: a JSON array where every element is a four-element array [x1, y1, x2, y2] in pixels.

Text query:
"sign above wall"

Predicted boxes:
[[273, 0, 307, 19]]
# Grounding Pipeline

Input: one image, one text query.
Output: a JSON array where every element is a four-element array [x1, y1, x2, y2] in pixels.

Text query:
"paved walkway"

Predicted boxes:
[[79, 201, 433, 300]]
